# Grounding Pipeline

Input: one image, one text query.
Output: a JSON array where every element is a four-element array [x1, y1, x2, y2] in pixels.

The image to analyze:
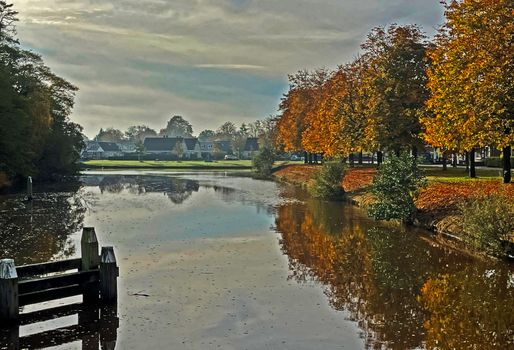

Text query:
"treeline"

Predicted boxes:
[[0, 2, 83, 188], [94, 115, 276, 152], [275, 0, 513, 183]]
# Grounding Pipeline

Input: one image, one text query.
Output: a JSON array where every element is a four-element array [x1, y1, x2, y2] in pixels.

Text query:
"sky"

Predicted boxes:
[[14, 0, 445, 138]]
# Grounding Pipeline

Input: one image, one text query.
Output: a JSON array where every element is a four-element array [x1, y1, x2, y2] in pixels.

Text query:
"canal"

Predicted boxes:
[[1, 172, 513, 349]]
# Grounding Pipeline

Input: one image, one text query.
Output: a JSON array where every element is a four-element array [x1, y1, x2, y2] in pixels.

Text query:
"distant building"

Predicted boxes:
[[144, 137, 201, 159], [116, 141, 137, 154], [81, 141, 123, 159], [242, 138, 259, 159], [199, 140, 233, 159]]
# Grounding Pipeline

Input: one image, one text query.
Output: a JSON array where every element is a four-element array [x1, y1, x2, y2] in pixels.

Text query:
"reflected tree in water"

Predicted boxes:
[[0, 184, 86, 264], [275, 198, 513, 349], [420, 266, 514, 349]]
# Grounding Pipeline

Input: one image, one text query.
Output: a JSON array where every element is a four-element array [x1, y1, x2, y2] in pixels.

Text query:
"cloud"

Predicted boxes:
[[13, 0, 444, 137]]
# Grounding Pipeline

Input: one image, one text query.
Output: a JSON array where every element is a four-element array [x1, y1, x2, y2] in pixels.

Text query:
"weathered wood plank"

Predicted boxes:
[[19, 270, 98, 295], [19, 284, 85, 306], [16, 258, 82, 279], [0, 259, 19, 324]]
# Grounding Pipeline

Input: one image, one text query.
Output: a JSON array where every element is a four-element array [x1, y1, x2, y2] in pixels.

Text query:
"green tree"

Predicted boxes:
[[368, 153, 426, 223], [0, 1, 83, 186], [198, 129, 216, 141], [95, 127, 124, 142], [252, 146, 275, 177], [125, 125, 157, 142], [360, 25, 429, 157], [160, 115, 193, 137]]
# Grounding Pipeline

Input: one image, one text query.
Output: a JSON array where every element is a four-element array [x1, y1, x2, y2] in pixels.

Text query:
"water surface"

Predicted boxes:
[[0, 172, 512, 349]]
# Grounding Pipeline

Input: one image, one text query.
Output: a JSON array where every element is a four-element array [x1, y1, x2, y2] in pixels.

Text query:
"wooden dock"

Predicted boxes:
[[1, 227, 119, 323]]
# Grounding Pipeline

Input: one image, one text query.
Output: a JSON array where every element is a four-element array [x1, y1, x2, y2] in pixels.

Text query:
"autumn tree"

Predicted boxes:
[[360, 25, 429, 158], [276, 69, 331, 162], [422, 0, 513, 182]]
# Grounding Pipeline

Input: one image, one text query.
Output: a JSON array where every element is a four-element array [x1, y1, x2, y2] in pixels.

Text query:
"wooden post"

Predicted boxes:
[[81, 228, 100, 302], [100, 247, 118, 303], [0, 259, 19, 325], [26, 176, 33, 201]]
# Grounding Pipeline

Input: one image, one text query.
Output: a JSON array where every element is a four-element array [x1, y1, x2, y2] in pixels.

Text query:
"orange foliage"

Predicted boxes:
[[273, 165, 320, 187], [416, 181, 514, 214], [342, 168, 376, 192]]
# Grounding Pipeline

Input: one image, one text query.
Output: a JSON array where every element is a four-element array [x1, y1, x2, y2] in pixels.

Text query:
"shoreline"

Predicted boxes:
[[272, 164, 514, 261]]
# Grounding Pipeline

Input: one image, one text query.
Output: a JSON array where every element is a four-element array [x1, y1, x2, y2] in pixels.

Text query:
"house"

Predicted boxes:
[[144, 137, 201, 159], [242, 138, 259, 159], [116, 141, 137, 154], [199, 140, 233, 159], [81, 141, 123, 159]]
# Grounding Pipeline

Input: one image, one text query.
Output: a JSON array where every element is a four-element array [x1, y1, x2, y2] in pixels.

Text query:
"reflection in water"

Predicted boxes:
[[89, 175, 200, 204], [0, 183, 85, 265], [0, 303, 119, 349], [275, 198, 514, 349]]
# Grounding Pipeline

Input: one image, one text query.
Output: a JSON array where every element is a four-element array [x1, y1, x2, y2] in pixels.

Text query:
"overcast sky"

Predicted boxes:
[[15, 0, 444, 138]]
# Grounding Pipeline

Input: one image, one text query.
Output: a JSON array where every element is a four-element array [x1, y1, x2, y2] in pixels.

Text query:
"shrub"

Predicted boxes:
[[458, 193, 514, 257], [368, 153, 426, 222], [252, 147, 275, 177], [310, 161, 346, 199]]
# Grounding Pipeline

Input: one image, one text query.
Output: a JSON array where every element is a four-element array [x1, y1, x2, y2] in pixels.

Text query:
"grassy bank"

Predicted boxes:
[[273, 164, 514, 257], [82, 159, 305, 169]]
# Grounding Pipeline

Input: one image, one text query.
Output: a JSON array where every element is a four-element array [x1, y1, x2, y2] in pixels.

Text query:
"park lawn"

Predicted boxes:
[[422, 166, 507, 182], [82, 159, 304, 169]]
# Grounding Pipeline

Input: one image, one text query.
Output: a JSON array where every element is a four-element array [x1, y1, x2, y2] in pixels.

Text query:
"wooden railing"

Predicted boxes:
[[0, 227, 119, 325]]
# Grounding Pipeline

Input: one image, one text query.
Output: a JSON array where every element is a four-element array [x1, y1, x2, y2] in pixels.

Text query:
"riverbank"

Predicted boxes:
[[81, 159, 303, 170], [273, 164, 514, 258]]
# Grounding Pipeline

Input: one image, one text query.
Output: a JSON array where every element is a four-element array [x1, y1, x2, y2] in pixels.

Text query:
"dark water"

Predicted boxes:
[[0, 172, 513, 349]]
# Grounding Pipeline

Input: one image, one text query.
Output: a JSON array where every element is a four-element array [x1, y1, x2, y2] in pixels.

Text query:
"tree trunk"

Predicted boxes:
[[412, 145, 418, 159], [452, 153, 458, 167], [465, 152, 469, 172], [469, 148, 476, 178], [313, 153, 318, 164], [377, 151, 383, 166], [503, 145, 511, 183], [304, 151, 308, 164], [442, 152, 447, 171], [349, 153, 354, 167], [358, 151, 363, 165], [371, 153, 374, 164]]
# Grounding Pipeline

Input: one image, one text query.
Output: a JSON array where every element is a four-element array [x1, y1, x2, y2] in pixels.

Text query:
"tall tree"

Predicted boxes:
[[361, 25, 429, 156], [125, 125, 157, 142], [216, 121, 237, 141], [198, 129, 216, 141], [422, 0, 513, 182], [159, 115, 193, 137], [0, 1, 83, 186], [95, 127, 125, 142]]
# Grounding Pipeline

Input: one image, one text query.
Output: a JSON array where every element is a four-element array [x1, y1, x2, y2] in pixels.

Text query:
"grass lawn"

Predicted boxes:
[[421, 166, 508, 182], [82, 159, 304, 169]]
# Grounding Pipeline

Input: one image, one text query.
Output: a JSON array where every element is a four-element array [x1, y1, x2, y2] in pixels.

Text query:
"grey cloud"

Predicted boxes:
[[15, 0, 443, 137]]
